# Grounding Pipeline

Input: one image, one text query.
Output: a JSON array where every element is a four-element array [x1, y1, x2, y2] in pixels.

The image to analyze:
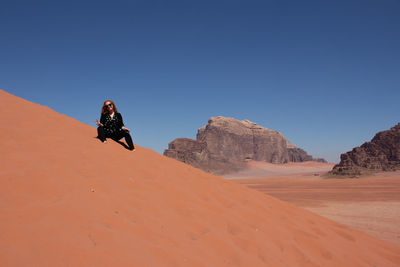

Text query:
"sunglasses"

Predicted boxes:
[[105, 103, 113, 107]]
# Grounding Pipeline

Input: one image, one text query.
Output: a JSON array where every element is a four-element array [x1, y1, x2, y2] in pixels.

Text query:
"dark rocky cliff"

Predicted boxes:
[[331, 123, 400, 176], [164, 116, 326, 174]]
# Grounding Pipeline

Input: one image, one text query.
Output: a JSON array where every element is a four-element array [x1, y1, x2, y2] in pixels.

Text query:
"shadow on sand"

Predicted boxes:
[[94, 136, 132, 150]]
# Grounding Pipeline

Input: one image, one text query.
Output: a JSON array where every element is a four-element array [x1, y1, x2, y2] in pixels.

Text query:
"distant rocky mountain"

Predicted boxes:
[[164, 116, 326, 174], [331, 123, 400, 176]]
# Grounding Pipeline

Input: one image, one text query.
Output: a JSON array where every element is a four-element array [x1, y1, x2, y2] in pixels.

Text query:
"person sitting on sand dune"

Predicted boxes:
[[95, 100, 135, 151]]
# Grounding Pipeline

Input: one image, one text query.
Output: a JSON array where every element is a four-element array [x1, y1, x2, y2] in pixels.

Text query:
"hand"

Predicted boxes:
[[122, 126, 130, 133], [95, 119, 102, 127]]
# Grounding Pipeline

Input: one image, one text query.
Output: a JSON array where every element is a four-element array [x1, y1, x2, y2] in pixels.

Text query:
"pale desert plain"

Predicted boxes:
[[1, 88, 400, 267], [227, 161, 400, 247]]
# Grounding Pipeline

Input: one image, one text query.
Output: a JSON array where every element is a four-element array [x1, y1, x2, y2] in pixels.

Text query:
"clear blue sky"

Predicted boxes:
[[1, 0, 399, 163]]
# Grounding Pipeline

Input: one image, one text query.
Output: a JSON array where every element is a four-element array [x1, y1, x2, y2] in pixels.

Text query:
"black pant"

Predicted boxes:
[[97, 126, 135, 150]]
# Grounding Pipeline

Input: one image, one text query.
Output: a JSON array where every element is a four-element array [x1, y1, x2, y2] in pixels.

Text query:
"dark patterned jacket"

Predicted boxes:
[[100, 112, 125, 136]]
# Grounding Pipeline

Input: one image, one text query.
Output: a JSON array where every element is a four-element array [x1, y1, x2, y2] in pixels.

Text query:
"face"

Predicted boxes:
[[105, 102, 114, 112]]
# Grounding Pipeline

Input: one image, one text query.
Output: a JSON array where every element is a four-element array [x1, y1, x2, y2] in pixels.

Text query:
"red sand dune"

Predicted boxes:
[[233, 169, 400, 247], [1, 89, 399, 266]]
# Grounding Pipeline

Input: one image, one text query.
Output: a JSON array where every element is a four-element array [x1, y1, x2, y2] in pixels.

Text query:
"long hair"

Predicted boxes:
[[101, 100, 118, 115]]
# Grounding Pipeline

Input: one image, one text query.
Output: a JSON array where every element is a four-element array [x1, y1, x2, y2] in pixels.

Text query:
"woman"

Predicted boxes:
[[95, 100, 135, 151]]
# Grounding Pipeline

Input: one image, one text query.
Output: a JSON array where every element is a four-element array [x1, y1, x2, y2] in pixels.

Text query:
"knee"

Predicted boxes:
[[97, 126, 104, 132]]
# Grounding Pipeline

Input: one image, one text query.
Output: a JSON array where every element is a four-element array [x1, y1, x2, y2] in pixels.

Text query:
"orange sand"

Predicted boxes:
[[224, 161, 335, 179], [231, 162, 400, 247], [1, 89, 400, 266]]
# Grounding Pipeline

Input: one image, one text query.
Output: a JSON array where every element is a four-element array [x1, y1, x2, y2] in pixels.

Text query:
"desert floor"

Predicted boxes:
[[2, 89, 400, 266], [227, 162, 400, 247]]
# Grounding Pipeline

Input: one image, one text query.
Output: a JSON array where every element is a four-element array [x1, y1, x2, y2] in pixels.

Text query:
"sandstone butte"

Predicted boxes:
[[0, 89, 399, 267], [331, 123, 400, 176], [164, 116, 326, 175]]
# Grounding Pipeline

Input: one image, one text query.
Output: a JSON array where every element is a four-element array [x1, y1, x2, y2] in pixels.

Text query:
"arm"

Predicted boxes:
[[117, 113, 124, 128], [95, 114, 105, 127], [100, 114, 106, 125], [119, 113, 130, 133]]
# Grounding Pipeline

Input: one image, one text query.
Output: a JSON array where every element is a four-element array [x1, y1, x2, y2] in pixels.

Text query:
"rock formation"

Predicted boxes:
[[331, 123, 400, 176], [2, 89, 400, 267], [164, 116, 326, 174]]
